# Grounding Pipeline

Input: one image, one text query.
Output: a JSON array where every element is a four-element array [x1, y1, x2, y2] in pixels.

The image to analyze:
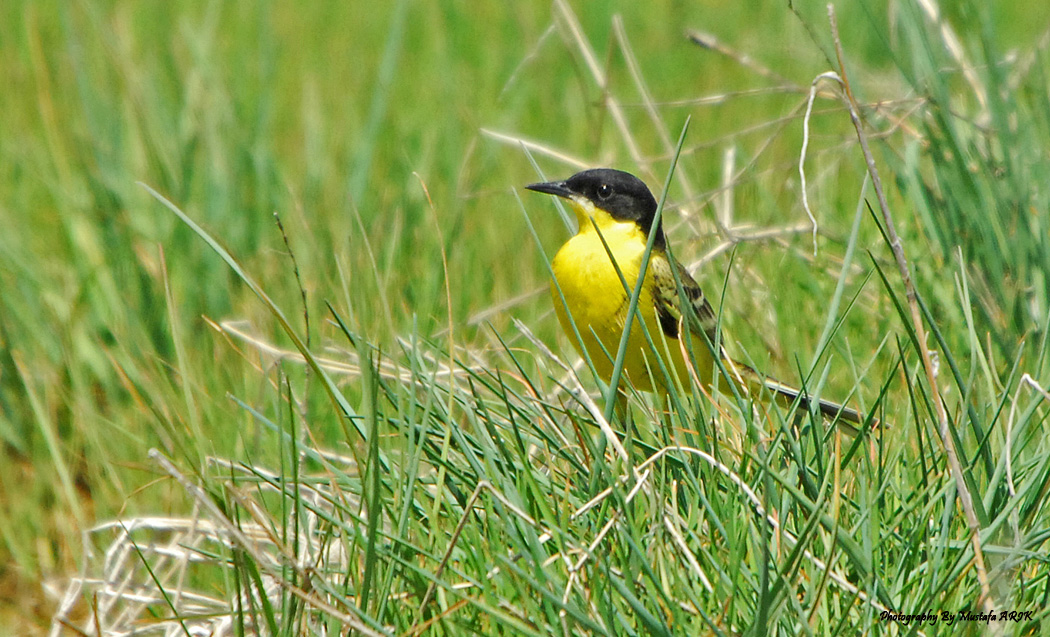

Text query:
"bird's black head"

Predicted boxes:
[[526, 168, 664, 246]]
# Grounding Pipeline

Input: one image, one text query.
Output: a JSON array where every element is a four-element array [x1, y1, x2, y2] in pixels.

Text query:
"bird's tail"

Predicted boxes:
[[722, 357, 876, 434]]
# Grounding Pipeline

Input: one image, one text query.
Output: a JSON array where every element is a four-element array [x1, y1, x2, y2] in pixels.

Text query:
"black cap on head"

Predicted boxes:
[[526, 168, 664, 246]]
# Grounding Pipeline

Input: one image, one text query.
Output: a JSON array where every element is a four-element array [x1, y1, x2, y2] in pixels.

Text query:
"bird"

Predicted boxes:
[[525, 167, 869, 429]]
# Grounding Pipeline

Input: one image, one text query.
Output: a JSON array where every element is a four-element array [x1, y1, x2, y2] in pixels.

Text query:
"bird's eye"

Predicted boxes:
[[596, 184, 613, 199]]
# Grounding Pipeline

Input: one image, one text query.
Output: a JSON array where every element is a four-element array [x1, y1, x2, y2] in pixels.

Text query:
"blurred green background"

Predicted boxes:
[[3, 0, 1050, 631]]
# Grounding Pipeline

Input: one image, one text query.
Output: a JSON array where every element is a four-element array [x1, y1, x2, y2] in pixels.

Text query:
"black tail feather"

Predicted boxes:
[[720, 356, 878, 433], [763, 378, 877, 432]]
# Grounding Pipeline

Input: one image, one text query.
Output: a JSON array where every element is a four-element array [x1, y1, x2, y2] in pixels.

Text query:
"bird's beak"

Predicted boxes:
[[525, 180, 574, 199]]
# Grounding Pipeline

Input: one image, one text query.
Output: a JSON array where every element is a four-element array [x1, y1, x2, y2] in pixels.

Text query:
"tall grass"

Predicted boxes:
[[3, 0, 1050, 634]]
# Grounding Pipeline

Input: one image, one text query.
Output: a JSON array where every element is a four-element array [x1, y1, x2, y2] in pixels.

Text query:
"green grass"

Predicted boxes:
[[4, 0, 1050, 634]]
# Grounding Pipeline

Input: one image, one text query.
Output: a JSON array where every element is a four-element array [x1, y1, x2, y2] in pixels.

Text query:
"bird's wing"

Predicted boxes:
[[651, 255, 876, 432], [650, 255, 717, 344]]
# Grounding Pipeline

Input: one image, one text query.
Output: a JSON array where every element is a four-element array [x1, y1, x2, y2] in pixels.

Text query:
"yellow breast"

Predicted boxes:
[[549, 220, 671, 392]]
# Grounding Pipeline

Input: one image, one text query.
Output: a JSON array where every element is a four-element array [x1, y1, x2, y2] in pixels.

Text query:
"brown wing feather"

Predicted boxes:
[[650, 254, 875, 432], [651, 255, 717, 344]]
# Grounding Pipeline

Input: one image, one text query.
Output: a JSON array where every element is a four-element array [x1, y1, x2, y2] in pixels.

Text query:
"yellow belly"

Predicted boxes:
[[549, 226, 711, 393]]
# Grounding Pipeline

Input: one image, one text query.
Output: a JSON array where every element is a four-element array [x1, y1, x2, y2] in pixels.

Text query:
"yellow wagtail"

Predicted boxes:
[[526, 168, 868, 428]]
